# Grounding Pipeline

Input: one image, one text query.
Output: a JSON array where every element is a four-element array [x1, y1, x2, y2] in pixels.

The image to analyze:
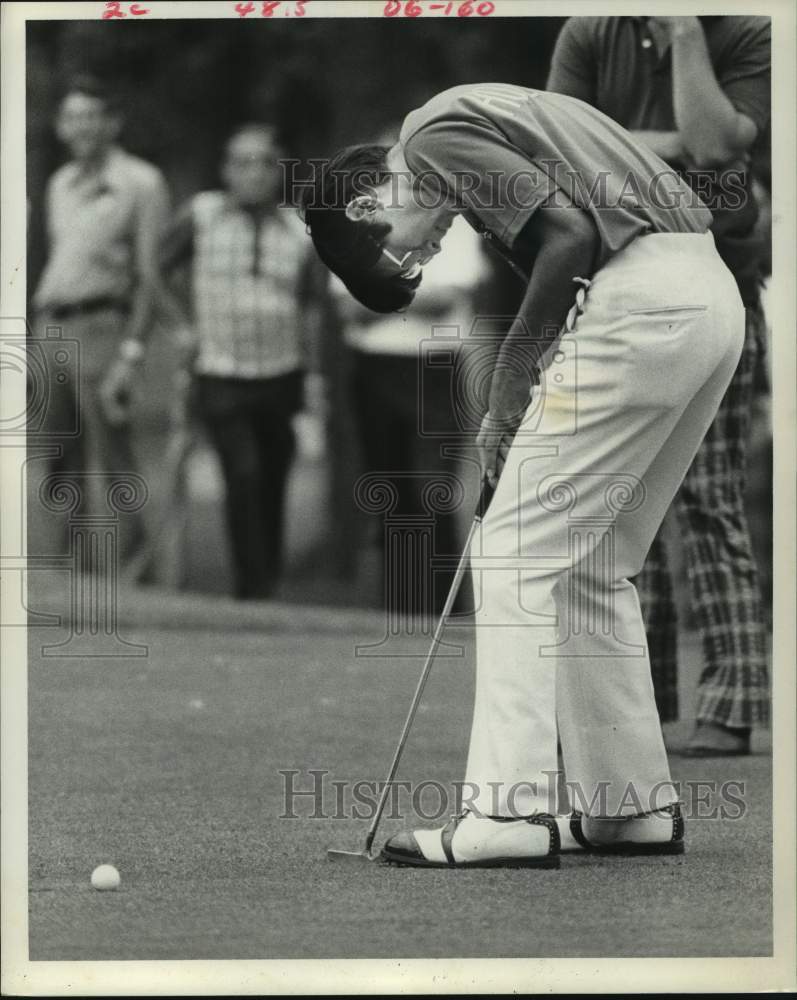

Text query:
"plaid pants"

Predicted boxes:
[[637, 302, 770, 727]]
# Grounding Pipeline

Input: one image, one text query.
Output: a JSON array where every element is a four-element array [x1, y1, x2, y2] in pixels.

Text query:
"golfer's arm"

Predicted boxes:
[[488, 207, 599, 425]]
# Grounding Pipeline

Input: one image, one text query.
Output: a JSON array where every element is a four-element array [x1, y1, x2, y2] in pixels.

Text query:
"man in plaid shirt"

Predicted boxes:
[[548, 15, 771, 754], [161, 124, 323, 600]]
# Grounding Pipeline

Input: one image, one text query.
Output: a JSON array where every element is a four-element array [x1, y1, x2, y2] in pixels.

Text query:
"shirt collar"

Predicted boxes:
[[67, 145, 125, 193], [628, 17, 672, 63]]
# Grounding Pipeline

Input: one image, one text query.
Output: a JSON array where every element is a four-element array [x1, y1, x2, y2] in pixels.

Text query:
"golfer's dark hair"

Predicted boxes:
[[60, 75, 121, 116], [300, 144, 421, 313]]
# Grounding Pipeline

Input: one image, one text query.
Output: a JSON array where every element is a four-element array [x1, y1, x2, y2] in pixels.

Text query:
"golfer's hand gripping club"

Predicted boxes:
[[476, 411, 522, 490], [476, 474, 496, 523]]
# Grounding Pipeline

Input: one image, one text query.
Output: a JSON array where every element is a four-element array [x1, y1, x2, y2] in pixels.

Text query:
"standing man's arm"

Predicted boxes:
[[125, 172, 172, 349], [547, 16, 769, 170], [628, 129, 686, 164], [545, 18, 597, 104], [547, 19, 686, 165], [99, 173, 171, 421], [31, 174, 63, 313], [653, 16, 767, 168], [159, 200, 198, 365], [160, 199, 195, 277]]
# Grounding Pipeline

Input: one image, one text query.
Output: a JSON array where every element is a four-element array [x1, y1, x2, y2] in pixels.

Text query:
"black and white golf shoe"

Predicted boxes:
[[560, 802, 685, 855], [380, 809, 561, 869]]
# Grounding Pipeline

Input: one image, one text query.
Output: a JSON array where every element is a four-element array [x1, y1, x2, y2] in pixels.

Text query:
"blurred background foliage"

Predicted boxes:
[[25, 17, 564, 598]]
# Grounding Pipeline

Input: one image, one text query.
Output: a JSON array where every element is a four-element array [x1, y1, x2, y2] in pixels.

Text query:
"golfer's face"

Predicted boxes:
[[224, 132, 282, 207], [372, 176, 455, 277]]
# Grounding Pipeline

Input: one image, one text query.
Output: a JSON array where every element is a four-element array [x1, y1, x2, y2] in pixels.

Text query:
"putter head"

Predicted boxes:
[[327, 847, 379, 863]]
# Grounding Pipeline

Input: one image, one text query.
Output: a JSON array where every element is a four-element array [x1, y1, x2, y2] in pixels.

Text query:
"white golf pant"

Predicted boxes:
[[464, 232, 745, 818]]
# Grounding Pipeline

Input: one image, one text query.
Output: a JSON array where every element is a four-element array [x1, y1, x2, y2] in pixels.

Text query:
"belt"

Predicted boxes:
[[48, 297, 128, 321]]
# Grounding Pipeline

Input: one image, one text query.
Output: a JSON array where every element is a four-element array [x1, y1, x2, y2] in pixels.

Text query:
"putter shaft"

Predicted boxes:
[[362, 478, 495, 857], [328, 478, 495, 863]]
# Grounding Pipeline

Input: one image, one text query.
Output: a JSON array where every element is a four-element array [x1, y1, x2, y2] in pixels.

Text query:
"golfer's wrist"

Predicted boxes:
[[487, 381, 534, 427]]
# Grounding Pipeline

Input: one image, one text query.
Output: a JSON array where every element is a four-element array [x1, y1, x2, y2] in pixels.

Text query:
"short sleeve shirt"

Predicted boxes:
[[34, 147, 169, 310], [399, 83, 712, 270], [546, 17, 771, 296], [547, 17, 770, 141]]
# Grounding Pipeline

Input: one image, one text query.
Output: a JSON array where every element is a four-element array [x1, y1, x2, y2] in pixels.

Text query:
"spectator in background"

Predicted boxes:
[[331, 125, 488, 618], [32, 75, 170, 574], [331, 122, 487, 616], [548, 15, 771, 755], [160, 124, 324, 601]]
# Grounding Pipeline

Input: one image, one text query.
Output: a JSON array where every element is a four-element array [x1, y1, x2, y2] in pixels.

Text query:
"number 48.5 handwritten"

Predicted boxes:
[[235, 1, 307, 16]]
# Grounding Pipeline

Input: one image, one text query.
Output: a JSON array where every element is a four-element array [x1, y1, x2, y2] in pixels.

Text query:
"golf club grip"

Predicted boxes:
[[476, 476, 496, 522]]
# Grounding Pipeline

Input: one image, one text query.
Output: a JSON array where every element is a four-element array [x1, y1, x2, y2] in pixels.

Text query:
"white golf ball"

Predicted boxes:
[[90, 864, 121, 891]]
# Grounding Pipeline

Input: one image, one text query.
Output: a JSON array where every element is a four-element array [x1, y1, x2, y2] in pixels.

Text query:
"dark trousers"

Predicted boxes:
[[351, 351, 463, 617], [196, 371, 303, 600]]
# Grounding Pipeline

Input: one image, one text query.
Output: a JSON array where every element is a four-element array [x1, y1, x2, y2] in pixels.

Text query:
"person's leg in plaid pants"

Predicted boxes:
[[638, 302, 770, 752], [636, 540, 679, 721]]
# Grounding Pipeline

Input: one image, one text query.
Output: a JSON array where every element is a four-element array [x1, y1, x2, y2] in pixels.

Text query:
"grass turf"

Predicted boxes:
[[28, 599, 772, 960]]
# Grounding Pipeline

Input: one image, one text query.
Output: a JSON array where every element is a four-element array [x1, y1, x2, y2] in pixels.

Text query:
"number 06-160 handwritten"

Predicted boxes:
[[383, 0, 496, 16]]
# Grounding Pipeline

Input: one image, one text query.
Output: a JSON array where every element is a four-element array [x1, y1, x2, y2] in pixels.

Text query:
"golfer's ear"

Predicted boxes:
[[345, 195, 380, 223]]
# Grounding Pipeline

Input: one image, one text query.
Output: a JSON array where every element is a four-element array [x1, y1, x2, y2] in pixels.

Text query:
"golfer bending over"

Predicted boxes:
[[303, 84, 743, 868]]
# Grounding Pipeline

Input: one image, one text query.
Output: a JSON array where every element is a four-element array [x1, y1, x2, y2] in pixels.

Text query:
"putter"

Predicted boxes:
[[328, 476, 496, 864]]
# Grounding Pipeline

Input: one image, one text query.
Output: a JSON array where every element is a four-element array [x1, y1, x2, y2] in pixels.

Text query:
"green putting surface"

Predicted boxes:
[[27, 586, 772, 960]]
